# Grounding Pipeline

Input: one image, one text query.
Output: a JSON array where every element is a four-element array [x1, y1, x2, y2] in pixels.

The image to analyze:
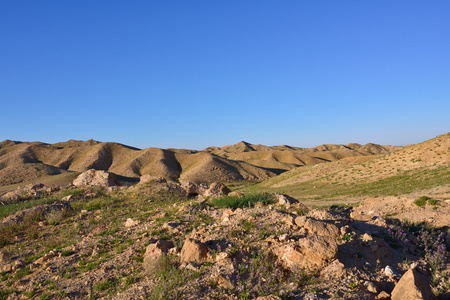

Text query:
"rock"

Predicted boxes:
[[34, 251, 57, 265], [0, 264, 12, 272], [275, 193, 299, 208], [257, 295, 282, 300], [73, 169, 119, 187], [62, 195, 74, 201], [364, 281, 379, 294], [0, 191, 22, 202], [0, 251, 8, 264], [139, 175, 167, 184], [143, 240, 174, 273], [204, 182, 231, 198], [180, 238, 208, 264], [124, 218, 141, 227], [384, 265, 398, 277], [181, 181, 206, 198], [295, 216, 340, 239], [391, 269, 433, 300], [376, 291, 390, 300], [215, 252, 230, 261], [273, 235, 337, 271], [214, 274, 233, 289], [320, 259, 346, 279], [228, 191, 243, 197], [12, 259, 26, 271]]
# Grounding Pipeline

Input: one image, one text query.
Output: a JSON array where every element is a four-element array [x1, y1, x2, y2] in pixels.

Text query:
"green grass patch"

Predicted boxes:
[[0, 197, 56, 219], [212, 193, 274, 209]]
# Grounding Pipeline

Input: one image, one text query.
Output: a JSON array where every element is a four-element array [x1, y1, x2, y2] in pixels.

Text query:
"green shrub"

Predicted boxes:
[[212, 193, 274, 209], [414, 196, 430, 207]]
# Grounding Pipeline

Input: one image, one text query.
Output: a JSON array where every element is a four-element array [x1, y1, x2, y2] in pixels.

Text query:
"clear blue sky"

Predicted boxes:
[[1, 1, 449, 150]]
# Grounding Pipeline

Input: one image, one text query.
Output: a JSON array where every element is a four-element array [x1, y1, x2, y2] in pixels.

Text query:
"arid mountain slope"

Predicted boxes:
[[250, 133, 449, 202], [0, 138, 401, 187]]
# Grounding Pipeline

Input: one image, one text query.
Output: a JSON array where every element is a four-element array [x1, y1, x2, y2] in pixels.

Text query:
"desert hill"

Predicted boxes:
[[0, 138, 401, 188], [248, 133, 450, 203]]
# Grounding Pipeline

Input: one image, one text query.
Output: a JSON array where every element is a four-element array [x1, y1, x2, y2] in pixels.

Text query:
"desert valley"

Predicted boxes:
[[0, 133, 449, 299]]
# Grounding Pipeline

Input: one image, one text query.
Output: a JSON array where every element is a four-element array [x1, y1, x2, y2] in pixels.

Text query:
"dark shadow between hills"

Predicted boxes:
[[116, 175, 140, 186]]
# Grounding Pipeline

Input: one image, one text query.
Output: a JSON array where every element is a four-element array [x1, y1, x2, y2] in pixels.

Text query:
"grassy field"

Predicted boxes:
[[242, 164, 450, 206]]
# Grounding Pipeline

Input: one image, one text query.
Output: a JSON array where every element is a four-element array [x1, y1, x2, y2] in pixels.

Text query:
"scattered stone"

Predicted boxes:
[[320, 259, 346, 280], [384, 265, 397, 277], [364, 281, 379, 294], [257, 295, 282, 300], [62, 194, 74, 201], [0, 251, 9, 264], [180, 238, 208, 264], [124, 218, 141, 227], [391, 269, 433, 300], [214, 274, 233, 289], [73, 169, 119, 187], [143, 240, 174, 273], [376, 291, 390, 300], [12, 259, 26, 271]]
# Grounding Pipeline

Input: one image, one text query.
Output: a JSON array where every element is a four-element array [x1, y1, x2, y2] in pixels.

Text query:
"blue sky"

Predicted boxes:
[[1, 1, 449, 150]]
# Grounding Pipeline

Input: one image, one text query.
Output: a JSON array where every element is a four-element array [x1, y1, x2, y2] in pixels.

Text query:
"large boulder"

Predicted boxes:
[[295, 216, 340, 239], [73, 169, 119, 187], [391, 269, 433, 300], [180, 238, 208, 264], [272, 235, 337, 271]]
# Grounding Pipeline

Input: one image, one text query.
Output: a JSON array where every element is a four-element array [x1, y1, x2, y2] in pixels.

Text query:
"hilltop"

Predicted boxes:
[[0, 139, 399, 190]]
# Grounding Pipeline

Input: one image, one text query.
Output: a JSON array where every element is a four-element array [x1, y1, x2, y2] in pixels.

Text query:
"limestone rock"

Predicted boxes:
[[275, 193, 299, 208], [295, 216, 340, 239], [391, 269, 433, 300], [180, 238, 208, 264], [376, 291, 390, 300], [0, 191, 22, 202], [124, 218, 141, 227], [320, 259, 346, 280], [73, 169, 119, 187], [273, 235, 337, 271], [143, 240, 174, 273], [181, 181, 206, 198], [204, 182, 231, 198]]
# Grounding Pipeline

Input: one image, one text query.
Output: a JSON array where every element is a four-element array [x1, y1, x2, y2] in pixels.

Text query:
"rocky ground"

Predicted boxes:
[[0, 170, 449, 300]]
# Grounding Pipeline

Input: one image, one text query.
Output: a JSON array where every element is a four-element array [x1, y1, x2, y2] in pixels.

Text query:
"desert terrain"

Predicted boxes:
[[0, 133, 449, 300]]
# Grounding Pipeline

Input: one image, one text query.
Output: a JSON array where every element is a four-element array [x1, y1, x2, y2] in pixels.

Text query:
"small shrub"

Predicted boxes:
[[414, 196, 431, 207], [94, 278, 114, 292]]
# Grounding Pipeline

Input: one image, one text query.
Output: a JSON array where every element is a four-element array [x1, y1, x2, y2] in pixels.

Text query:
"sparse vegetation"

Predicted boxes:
[[212, 193, 275, 209]]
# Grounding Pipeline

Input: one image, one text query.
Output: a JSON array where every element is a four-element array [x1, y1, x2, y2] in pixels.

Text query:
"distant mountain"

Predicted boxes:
[[0, 138, 403, 187]]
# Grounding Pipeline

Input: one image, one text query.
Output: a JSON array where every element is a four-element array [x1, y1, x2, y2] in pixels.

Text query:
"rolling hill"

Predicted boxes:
[[0, 138, 401, 188]]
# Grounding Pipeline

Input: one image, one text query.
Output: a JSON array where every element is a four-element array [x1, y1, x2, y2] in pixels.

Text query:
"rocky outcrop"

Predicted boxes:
[[73, 169, 119, 187], [391, 268, 433, 300], [295, 216, 340, 239], [180, 238, 208, 264], [272, 235, 337, 271], [204, 182, 231, 198]]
